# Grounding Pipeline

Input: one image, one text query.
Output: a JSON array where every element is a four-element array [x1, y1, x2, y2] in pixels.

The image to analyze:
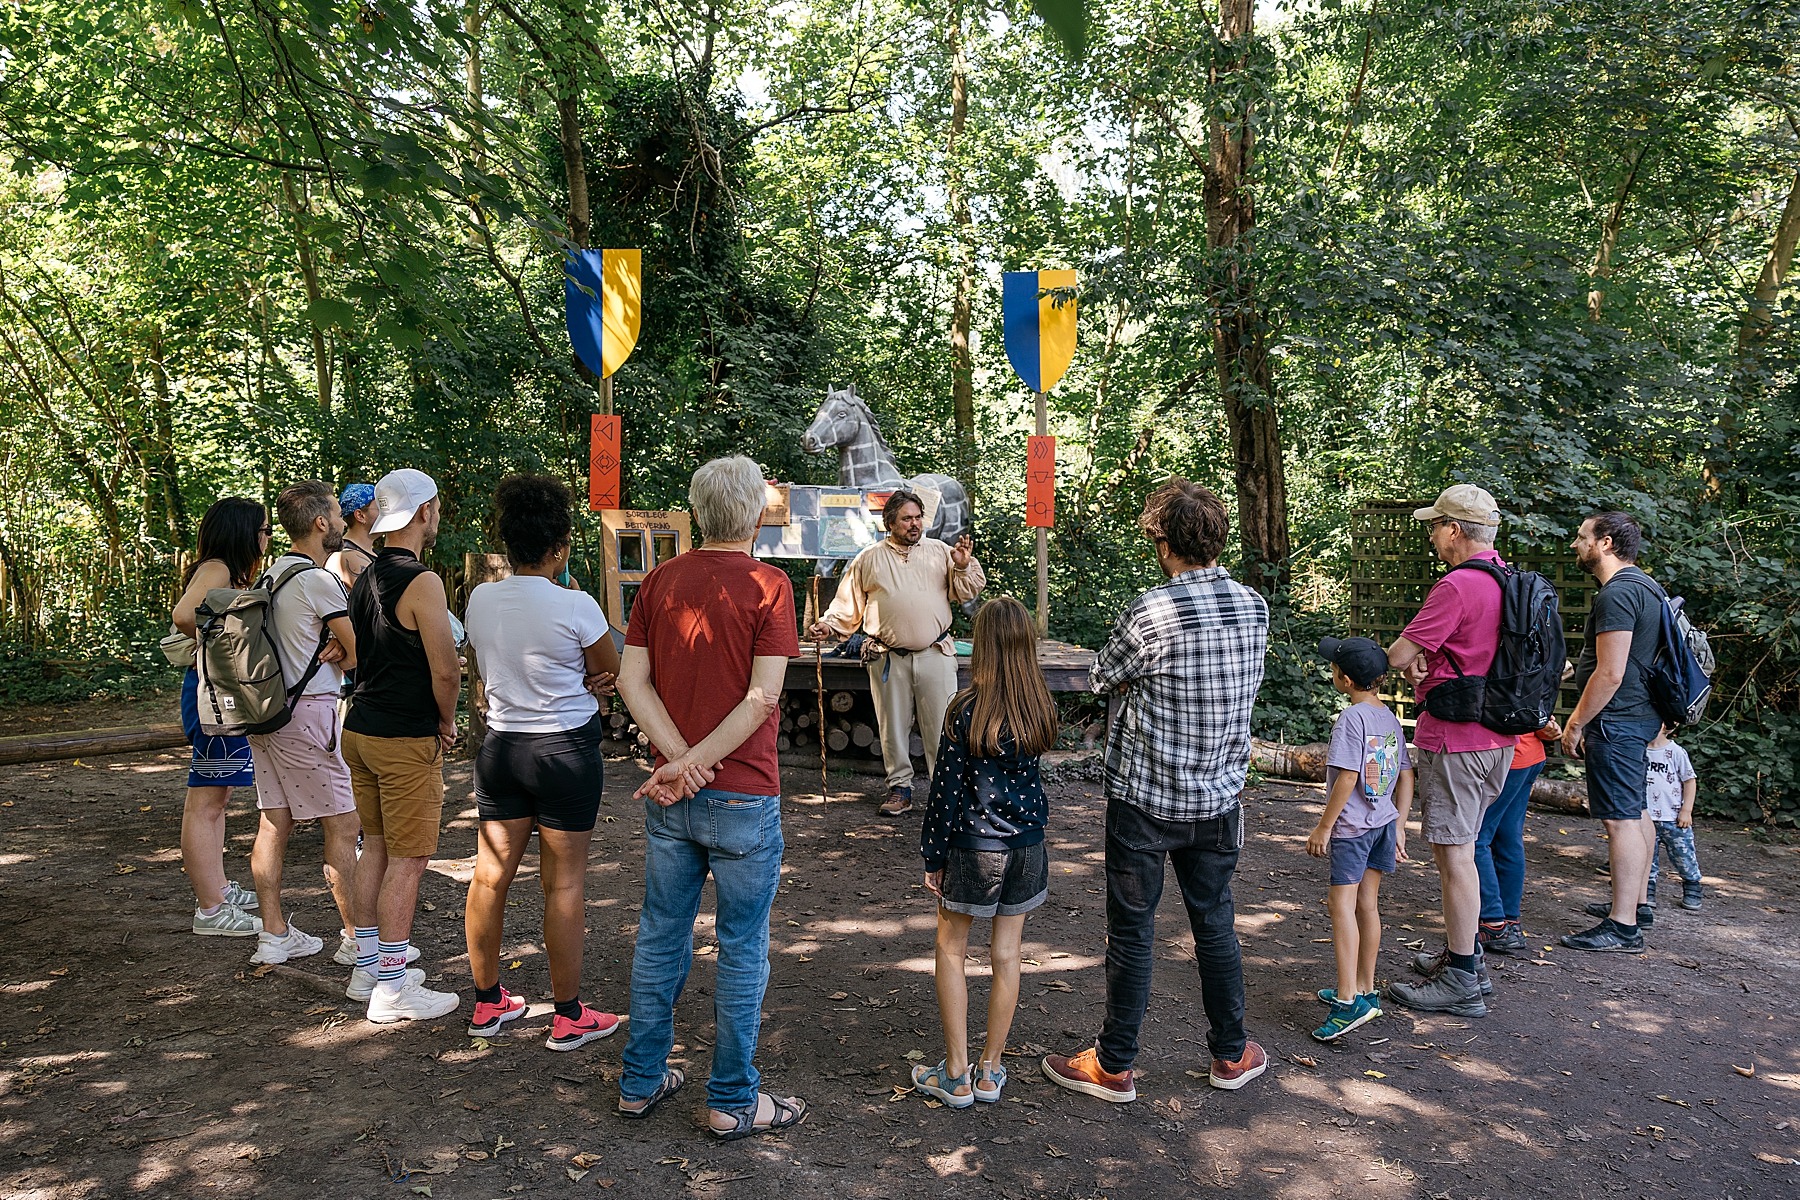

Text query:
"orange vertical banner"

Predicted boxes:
[[1026, 435, 1056, 527], [589, 415, 621, 510]]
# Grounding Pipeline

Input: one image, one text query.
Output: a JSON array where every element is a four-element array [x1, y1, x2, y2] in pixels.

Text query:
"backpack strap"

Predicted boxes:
[[1439, 558, 1510, 679], [262, 561, 336, 702]]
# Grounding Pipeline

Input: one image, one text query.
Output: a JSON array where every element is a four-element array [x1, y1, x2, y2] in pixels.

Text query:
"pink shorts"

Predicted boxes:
[[248, 697, 358, 821]]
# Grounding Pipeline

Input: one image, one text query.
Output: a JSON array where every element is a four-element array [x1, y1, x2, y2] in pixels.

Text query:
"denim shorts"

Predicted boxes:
[[1330, 820, 1398, 886], [940, 843, 1048, 918], [1584, 716, 1663, 821]]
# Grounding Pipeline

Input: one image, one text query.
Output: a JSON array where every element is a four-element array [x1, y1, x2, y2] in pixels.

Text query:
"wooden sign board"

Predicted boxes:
[[753, 485, 943, 561], [1026, 435, 1056, 527], [598, 509, 692, 630], [589, 415, 622, 510]]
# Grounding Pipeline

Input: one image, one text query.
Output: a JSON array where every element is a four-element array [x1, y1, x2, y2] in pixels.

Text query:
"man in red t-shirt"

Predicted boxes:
[[614, 456, 808, 1141], [1383, 484, 1511, 1019]]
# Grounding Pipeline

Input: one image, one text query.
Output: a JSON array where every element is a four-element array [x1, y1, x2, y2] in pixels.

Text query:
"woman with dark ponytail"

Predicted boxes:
[[170, 496, 271, 937]]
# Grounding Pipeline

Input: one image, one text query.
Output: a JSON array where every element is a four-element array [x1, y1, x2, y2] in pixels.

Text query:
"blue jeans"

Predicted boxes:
[[1648, 821, 1702, 889], [1097, 799, 1246, 1072], [1474, 762, 1543, 922], [620, 790, 784, 1113]]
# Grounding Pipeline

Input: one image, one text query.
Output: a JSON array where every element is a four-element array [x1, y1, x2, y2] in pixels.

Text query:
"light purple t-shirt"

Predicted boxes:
[[1325, 701, 1412, 837], [1402, 548, 1511, 754]]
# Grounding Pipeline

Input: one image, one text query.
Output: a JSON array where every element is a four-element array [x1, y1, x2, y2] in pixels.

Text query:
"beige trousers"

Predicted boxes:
[[866, 649, 959, 792]]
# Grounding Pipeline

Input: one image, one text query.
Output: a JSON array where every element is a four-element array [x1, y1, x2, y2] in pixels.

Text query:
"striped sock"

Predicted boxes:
[[377, 939, 409, 984], [355, 926, 379, 972]]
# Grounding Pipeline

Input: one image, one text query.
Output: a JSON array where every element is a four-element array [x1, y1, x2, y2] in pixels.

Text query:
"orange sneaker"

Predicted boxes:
[[1040, 1047, 1136, 1103], [1208, 1040, 1268, 1090]]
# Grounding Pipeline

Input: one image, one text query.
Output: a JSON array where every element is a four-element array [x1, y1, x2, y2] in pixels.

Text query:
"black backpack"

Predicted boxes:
[[1423, 559, 1566, 735]]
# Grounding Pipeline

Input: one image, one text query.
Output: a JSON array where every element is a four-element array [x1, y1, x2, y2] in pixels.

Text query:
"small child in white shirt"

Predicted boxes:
[[1644, 727, 1703, 911]]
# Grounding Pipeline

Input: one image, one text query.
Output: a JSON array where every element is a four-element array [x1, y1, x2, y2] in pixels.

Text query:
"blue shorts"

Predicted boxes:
[[1330, 821, 1397, 886], [1584, 716, 1662, 822], [180, 669, 255, 789]]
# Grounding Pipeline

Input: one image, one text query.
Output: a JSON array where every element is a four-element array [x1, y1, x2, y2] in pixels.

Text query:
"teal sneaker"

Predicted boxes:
[[1312, 994, 1379, 1043], [1316, 987, 1383, 1016]]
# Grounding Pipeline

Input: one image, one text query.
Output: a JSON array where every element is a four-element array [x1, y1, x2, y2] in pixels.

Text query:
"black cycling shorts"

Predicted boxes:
[[473, 714, 604, 832]]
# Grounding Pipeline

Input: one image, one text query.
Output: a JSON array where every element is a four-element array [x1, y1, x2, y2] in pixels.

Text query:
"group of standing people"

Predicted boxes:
[[166, 459, 1704, 1137]]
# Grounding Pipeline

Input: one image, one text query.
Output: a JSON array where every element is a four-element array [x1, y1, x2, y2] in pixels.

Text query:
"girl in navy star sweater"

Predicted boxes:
[[912, 596, 1057, 1108]]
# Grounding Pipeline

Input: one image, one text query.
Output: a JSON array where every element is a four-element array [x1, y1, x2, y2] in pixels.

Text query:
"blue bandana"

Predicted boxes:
[[339, 482, 376, 517]]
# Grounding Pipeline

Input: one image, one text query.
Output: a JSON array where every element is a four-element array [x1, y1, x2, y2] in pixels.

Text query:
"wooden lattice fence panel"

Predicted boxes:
[[1349, 503, 1593, 725]]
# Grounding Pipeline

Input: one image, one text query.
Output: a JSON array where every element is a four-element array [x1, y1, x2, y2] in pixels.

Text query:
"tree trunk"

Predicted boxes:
[[1587, 141, 1650, 321], [946, 0, 976, 481], [466, 1, 485, 163], [279, 172, 332, 409], [1707, 164, 1800, 498], [143, 326, 188, 550], [557, 92, 591, 249], [1206, 0, 1290, 592]]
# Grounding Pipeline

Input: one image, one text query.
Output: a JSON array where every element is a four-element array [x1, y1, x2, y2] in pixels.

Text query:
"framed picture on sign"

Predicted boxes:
[[617, 529, 646, 574], [652, 531, 680, 565]]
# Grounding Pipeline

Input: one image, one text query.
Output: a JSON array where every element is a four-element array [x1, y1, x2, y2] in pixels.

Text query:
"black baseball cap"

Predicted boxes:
[[1318, 636, 1389, 688]]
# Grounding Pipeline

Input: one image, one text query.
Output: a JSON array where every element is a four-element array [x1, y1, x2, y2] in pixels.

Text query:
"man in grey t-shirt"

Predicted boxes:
[[1561, 511, 1664, 954]]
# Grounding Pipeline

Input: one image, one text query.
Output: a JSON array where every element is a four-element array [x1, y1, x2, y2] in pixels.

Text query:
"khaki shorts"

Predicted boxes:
[[341, 729, 445, 859], [248, 697, 357, 821], [1414, 746, 1511, 846]]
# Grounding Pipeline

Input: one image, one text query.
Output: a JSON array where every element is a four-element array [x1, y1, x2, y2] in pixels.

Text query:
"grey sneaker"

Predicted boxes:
[[193, 903, 263, 937], [222, 880, 260, 911], [346, 966, 425, 1001], [1385, 966, 1488, 1017], [1409, 948, 1494, 996]]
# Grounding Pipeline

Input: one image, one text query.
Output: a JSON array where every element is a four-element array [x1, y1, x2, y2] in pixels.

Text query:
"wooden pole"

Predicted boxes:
[[600, 372, 613, 417], [812, 576, 827, 802], [1034, 388, 1049, 635]]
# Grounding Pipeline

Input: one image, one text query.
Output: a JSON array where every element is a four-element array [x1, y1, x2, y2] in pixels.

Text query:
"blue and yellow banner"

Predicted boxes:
[[566, 249, 642, 379], [1002, 269, 1077, 393]]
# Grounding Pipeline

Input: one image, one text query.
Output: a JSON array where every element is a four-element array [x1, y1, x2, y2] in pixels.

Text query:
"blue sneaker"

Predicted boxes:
[[1316, 987, 1383, 1016], [1312, 995, 1379, 1043]]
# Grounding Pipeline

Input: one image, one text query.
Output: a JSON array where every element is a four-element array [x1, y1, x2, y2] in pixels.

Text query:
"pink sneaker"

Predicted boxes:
[[467, 988, 526, 1036], [546, 1003, 620, 1052]]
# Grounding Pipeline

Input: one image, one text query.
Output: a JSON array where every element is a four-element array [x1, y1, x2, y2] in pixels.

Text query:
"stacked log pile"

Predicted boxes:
[[598, 689, 890, 765]]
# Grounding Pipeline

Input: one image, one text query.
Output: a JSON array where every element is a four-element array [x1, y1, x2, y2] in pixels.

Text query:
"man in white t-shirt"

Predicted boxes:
[[246, 480, 364, 966]]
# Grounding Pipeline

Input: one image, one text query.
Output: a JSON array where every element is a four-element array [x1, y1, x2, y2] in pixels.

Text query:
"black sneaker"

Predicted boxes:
[[1583, 901, 1654, 928], [1479, 921, 1529, 956], [1560, 921, 1646, 953], [1680, 881, 1703, 911]]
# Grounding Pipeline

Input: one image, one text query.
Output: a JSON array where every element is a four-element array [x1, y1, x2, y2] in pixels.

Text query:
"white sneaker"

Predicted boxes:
[[193, 903, 263, 937], [251, 923, 324, 965], [222, 880, 260, 911], [366, 979, 460, 1024], [334, 936, 421, 967], [346, 966, 424, 1001]]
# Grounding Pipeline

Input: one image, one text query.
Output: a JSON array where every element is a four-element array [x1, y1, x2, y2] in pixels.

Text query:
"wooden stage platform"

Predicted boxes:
[[781, 639, 1097, 694]]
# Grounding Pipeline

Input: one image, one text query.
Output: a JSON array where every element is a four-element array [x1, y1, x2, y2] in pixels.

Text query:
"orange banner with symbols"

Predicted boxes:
[[1026, 435, 1056, 527], [589, 415, 622, 510]]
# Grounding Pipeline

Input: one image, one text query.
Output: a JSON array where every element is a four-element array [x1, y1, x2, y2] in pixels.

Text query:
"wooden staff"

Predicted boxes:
[[812, 576, 827, 802]]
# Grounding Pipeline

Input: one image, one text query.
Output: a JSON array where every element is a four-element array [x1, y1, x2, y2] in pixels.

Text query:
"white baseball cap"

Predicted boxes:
[[371, 468, 439, 534]]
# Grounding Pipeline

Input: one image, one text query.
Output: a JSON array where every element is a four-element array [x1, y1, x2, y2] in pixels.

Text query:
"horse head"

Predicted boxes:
[[800, 384, 865, 455]]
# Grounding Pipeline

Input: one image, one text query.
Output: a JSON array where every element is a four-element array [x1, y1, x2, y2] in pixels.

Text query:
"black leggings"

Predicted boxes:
[[473, 714, 604, 832]]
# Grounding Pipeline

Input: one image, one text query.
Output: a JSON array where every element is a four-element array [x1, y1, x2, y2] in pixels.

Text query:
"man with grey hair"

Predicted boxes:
[[807, 490, 985, 816], [1384, 484, 1513, 1018], [614, 456, 808, 1138]]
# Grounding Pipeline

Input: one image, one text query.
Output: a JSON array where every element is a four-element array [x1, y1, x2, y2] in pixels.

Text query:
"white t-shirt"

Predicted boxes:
[[465, 575, 609, 733], [1644, 742, 1696, 822], [263, 555, 350, 696]]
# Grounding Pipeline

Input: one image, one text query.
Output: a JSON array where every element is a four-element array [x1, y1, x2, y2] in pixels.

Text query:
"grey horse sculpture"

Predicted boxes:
[[800, 384, 972, 545]]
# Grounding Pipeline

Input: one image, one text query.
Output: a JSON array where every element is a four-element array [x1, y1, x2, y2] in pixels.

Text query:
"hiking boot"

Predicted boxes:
[[346, 966, 425, 1002], [1041, 1047, 1136, 1103], [222, 880, 259, 911], [193, 903, 262, 938], [1560, 921, 1646, 954], [250, 923, 324, 965], [334, 936, 420, 967], [1209, 1041, 1268, 1090], [1478, 920, 1529, 956], [1680, 881, 1703, 911], [878, 787, 913, 817], [1313, 995, 1379, 1043], [1410, 949, 1493, 996], [546, 1003, 620, 1051], [1385, 967, 1488, 1017], [467, 988, 527, 1037], [367, 979, 460, 1024], [1583, 901, 1653, 928]]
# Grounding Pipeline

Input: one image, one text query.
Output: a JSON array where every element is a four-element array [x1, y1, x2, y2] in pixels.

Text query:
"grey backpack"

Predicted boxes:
[[193, 562, 331, 737]]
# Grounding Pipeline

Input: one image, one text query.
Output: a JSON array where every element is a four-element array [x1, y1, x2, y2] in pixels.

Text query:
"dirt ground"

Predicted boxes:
[[2, 720, 1798, 1199]]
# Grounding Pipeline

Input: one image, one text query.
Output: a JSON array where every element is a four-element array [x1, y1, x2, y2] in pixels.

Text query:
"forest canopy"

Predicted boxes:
[[0, 0, 1795, 821]]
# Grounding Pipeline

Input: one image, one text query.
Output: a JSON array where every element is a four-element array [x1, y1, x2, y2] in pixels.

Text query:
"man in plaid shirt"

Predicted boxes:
[[1043, 479, 1271, 1104]]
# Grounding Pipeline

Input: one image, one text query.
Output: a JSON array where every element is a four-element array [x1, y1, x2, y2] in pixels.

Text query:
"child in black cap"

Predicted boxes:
[[1308, 637, 1415, 1042]]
